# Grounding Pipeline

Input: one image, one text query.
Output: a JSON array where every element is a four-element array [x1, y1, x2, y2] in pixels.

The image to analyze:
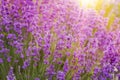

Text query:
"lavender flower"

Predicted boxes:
[[57, 71, 65, 80], [0, 58, 3, 63], [34, 78, 40, 80], [22, 59, 30, 69], [0, 0, 120, 80], [6, 67, 16, 80]]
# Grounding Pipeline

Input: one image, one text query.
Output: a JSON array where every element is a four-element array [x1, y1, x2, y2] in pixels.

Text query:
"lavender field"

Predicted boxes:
[[0, 0, 120, 80]]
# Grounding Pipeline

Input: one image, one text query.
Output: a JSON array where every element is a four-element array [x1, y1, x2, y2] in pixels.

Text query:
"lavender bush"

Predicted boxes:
[[0, 0, 120, 80]]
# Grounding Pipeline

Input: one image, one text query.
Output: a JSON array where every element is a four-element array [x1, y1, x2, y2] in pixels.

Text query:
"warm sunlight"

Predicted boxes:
[[77, 0, 98, 8], [0, 0, 120, 80]]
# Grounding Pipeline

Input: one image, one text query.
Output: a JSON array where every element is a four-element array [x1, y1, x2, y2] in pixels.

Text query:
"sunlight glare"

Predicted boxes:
[[77, 0, 98, 8]]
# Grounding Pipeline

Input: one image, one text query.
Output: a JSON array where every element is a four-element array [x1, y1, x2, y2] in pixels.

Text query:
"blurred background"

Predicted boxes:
[[78, 0, 120, 17], [76, 0, 120, 30]]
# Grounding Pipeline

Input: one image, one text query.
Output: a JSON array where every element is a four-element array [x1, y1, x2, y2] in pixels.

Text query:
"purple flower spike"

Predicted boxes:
[[6, 67, 16, 80]]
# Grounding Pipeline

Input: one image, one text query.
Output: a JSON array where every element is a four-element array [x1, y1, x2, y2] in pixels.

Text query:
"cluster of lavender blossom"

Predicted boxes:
[[0, 0, 120, 80]]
